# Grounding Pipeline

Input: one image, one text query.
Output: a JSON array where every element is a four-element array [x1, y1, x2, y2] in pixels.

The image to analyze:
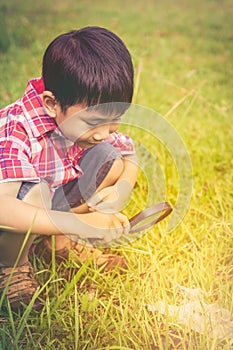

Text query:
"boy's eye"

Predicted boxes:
[[85, 115, 121, 127], [86, 119, 103, 126], [87, 121, 99, 126]]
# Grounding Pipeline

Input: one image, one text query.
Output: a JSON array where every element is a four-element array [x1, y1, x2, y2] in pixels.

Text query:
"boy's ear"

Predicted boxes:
[[41, 91, 57, 118]]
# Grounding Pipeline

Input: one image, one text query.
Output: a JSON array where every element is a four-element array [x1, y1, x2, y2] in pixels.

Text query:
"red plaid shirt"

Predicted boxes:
[[0, 78, 135, 195]]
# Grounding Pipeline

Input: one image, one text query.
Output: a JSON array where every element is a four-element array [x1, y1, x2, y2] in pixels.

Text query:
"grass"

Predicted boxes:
[[0, 0, 233, 349]]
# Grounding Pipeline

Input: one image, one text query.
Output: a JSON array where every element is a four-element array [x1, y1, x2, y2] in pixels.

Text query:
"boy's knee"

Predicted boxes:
[[107, 156, 124, 184]]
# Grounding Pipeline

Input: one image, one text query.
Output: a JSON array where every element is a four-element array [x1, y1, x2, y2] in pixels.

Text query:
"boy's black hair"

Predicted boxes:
[[42, 26, 134, 115]]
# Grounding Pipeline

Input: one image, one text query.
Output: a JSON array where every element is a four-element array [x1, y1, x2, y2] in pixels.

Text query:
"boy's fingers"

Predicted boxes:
[[91, 202, 118, 214], [103, 229, 117, 243], [80, 212, 130, 242], [88, 188, 109, 207], [101, 214, 129, 242], [114, 213, 130, 234], [87, 194, 101, 208], [115, 212, 129, 225]]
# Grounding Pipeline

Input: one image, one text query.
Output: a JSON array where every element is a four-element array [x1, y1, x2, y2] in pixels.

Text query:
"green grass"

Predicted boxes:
[[0, 0, 233, 349]]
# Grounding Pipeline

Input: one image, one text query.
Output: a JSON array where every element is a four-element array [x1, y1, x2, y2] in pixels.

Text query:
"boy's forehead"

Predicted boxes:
[[65, 101, 128, 121], [78, 106, 121, 119], [63, 109, 120, 127], [86, 102, 128, 117]]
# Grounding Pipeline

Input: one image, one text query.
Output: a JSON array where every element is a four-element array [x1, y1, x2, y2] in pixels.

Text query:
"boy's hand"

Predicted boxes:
[[77, 211, 130, 242], [87, 180, 132, 214]]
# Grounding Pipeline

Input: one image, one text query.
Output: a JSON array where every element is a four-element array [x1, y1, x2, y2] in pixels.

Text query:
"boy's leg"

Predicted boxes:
[[52, 142, 123, 213], [0, 181, 51, 267], [39, 143, 128, 271], [0, 181, 51, 310]]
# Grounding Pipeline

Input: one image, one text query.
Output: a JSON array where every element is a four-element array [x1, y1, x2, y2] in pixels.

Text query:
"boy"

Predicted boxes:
[[0, 26, 138, 310]]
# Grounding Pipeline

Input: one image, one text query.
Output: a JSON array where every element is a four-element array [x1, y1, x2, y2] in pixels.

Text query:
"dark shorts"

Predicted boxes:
[[17, 142, 121, 212]]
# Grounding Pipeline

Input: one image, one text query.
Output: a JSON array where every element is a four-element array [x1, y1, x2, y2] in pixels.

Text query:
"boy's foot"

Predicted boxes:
[[0, 262, 42, 311], [35, 237, 128, 272]]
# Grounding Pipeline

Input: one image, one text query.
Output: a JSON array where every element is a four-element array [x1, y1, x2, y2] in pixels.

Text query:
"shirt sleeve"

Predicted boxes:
[[106, 131, 135, 155], [0, 139, 40, 183]]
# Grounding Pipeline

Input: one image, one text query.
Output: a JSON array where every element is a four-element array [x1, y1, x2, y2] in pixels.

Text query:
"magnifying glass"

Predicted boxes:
[[128, 202, 172, 233], [72, 202, 173, 247]]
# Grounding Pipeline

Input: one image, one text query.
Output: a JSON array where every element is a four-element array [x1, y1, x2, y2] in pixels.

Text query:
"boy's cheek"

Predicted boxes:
[[60, 124, 92, 142], [109, 123, 120, 133], [76, 128, 94, 141]]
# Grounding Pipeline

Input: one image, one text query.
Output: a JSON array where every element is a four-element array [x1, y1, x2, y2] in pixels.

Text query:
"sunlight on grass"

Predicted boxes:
[[0, 0, 233, 349]]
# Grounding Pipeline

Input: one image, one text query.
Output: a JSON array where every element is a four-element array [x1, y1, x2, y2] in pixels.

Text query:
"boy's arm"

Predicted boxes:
[[0, 182, 130, 243], [87, 153, 139, 213]]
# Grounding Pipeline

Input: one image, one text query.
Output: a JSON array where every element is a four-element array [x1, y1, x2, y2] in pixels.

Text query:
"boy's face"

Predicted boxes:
[[55, 104, 121, 148]]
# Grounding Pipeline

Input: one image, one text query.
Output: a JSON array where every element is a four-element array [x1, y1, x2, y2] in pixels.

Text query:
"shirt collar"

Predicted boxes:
[[21, 77, 57, 138]]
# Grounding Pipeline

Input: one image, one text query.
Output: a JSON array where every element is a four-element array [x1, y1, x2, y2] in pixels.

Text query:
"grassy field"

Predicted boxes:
[[0, 0, 233, 349]]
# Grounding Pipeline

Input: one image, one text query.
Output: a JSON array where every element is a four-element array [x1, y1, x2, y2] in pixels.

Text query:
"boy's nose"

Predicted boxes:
[[93, 125, 110, 141]]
